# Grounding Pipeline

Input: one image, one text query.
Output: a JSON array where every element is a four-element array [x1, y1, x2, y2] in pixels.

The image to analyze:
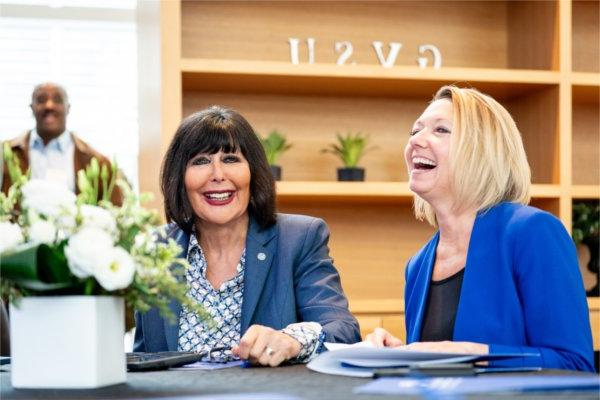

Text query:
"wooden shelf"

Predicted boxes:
[[571, 185, 600, 199], [276, 181, 411, 202], [276, 181, 561, 202], [181, 59, 559, 100], [571, 72, 600, 87], [349, 298, 404, 314], [530, 184, 562, 198]]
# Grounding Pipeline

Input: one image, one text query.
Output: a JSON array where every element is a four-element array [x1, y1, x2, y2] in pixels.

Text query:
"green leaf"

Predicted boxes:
[[37, 242, 71, 283], [1, 242, 74, 291], [1, 243, 41, 281], [8, 280, 74, 291], [101, 164, 109, 202], [260, 130, 291, 166], [572, 201, 600, 244], [321, 131, 375, 168]]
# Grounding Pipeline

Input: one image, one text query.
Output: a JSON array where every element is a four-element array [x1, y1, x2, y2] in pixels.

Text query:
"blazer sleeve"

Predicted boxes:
[[488, 211, 594, 371], [292, 218, 361, 344]]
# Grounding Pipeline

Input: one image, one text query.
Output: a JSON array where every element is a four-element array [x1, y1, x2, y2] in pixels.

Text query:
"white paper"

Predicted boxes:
[[308, 343, 482, 378], [323, 341, 374, 351]]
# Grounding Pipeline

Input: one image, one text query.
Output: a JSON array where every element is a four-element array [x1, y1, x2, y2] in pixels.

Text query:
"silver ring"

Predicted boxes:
[[265, 346, 275, 356]]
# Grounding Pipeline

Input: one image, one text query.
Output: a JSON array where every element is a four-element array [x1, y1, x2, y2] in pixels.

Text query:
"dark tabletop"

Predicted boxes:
[[1, 364, 598, 400]]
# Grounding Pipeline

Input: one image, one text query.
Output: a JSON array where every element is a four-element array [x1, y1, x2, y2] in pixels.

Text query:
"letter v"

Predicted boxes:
[[372, 41, 402, 68]]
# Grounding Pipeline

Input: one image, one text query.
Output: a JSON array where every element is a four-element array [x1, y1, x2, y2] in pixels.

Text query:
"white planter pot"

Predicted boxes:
[[9, 295, 126, 388]]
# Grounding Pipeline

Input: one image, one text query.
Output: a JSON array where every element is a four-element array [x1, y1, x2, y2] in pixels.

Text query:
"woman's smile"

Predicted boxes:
[[203, 190, 236, 206]]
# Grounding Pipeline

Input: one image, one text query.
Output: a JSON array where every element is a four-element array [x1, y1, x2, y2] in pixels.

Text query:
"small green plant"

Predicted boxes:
[[321, 131, 374, 168], [572, 201, 600, 245], [260, 130, 292, 166]]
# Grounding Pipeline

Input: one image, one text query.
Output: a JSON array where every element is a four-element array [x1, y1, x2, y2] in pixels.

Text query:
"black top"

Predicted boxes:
[[420, 268, 465, 342]]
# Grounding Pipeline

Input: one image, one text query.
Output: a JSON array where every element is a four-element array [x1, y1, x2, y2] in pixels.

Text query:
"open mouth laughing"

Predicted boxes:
[[412, 156, 437, 171]]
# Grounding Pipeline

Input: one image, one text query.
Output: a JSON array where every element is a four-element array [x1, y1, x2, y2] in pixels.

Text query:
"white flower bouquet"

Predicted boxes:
[[0, 143, 208, 323]]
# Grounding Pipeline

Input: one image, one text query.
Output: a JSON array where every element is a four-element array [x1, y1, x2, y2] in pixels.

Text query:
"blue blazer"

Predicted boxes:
[[134, 213, 361, 352], [405, 202, 594, 371]]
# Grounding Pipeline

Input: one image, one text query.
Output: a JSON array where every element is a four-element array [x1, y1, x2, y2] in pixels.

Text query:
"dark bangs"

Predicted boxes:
[[180, 113, 242, 162]]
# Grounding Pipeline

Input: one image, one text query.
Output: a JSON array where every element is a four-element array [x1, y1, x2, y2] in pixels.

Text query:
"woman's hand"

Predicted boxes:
[[365, 328, 404, 347], [231, 324, 302, 367], [402, 341, 489, 355]]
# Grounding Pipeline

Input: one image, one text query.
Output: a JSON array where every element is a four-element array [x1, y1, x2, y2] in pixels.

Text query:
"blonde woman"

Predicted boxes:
[[366, 86, 594, 371]]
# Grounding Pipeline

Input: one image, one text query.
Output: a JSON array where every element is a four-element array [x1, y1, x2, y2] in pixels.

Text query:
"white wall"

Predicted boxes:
[[0, 0, 139, 188]]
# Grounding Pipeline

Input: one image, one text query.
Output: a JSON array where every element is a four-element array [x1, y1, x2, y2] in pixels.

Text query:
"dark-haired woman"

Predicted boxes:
[[134, 106, 360, 367]]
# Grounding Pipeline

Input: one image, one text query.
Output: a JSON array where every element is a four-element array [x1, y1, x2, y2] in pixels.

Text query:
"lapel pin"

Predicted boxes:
[[257, 252, 266, 261]]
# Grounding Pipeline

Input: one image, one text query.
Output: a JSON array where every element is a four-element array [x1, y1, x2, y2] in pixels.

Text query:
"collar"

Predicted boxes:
[[173, 216, 277, 252], [247, 216, 277, 247], [29, 128, 72, 152]]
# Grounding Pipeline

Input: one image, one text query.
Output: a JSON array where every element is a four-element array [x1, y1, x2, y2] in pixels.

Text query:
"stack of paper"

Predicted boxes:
[[307, 343, 538, 378]]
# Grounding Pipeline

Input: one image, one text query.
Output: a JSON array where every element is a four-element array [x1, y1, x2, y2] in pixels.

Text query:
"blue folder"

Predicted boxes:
[[355, 375, 600, 395]]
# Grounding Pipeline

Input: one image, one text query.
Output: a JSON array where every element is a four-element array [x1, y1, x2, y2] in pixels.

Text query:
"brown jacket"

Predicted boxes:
[[1, 131, 123, 206]]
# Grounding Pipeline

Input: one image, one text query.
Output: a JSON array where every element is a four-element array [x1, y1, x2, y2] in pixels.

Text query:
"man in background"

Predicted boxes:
[[1, 82, 123, 205]]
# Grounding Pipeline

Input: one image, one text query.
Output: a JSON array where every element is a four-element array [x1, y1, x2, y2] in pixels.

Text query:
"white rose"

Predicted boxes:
[[64, 227, 114, 278], [94, 247, 136, 291], [28, 220, 57, 244], [0, 222, 24, 253], [21, 179, 76, 218], [80, 205, 117, 236]]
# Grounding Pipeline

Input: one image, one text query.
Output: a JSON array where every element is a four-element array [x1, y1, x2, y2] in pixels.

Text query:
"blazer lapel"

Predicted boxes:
[[452, 208, 496, 341], [163, 299, 183, 351], [407, 233, 438, 343], [240, 218, 277, 334], [11, 131, 31, 171], [163, 226, 189, 351]]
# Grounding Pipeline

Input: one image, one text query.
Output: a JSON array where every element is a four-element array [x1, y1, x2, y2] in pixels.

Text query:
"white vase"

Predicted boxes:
[[9, 295, 126, 388]]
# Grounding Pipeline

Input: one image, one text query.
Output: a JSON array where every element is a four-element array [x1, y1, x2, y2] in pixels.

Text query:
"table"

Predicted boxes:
[[1, 365, 598, 400]]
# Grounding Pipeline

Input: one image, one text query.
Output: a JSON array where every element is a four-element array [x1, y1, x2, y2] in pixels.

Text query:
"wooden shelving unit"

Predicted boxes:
[[274, 182, 562, 203], [141, 0, 599, 346]]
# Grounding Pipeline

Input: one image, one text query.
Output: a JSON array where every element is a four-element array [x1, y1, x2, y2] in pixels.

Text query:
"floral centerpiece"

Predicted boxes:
[[0, 143, 208, 388]]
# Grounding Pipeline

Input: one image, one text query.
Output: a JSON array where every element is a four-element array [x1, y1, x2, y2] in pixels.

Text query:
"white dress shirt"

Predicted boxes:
[[28, 129, 76, 192]]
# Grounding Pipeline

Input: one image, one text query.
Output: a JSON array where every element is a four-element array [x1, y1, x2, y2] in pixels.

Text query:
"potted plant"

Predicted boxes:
[[572, 201, 599, 297], [321, 131, 374, 181], [0, 144, 210, 388], [259, 129, 292, 181]]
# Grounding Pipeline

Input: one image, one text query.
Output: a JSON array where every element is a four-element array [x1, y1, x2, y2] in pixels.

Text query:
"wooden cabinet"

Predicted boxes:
[[140, 0, 599, 347]]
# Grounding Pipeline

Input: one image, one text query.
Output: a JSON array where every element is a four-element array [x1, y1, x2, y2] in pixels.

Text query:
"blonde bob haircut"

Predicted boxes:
[[414, 85, 531, 226]]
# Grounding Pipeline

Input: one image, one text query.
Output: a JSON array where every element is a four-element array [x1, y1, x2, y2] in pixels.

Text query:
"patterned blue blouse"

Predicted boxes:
[[178, 230, 322, 362]]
